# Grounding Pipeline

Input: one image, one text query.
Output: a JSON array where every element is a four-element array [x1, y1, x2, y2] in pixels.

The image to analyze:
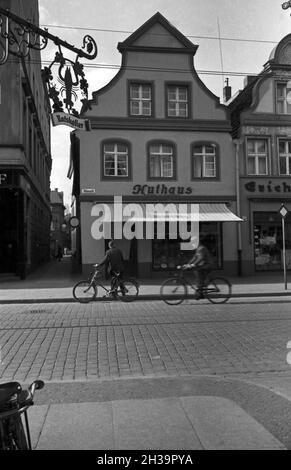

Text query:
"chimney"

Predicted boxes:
[[223, 78, 232, 102]]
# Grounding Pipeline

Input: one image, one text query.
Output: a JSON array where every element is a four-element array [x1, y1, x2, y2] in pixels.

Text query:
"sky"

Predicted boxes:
[[37, 0, 291, 206]]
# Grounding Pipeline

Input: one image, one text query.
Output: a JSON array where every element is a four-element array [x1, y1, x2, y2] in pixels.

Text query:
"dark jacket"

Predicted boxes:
[[189, 244, 212, 269], [98, 247, 125, 273]]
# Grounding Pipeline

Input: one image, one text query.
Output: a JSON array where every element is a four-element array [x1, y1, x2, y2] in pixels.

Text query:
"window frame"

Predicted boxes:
[[191, 142, 220, 180], [128, 80, 154, 117], [147, 140, 177, 181], [276, 81, 291, 115], [278, 138, 291, 176], [246, 138, 269, 176], [101, 139, 132, 181], [165, 82, 191, 119]]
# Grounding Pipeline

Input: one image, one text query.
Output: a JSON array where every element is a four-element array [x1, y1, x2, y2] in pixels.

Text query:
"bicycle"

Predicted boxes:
[[160, 265, 232, 305], [0, 380, 44, 450], [73, 264, 139, 303]]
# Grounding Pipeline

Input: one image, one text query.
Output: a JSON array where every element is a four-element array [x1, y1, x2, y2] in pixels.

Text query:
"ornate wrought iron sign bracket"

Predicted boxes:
[[0, 6, 97, 120]]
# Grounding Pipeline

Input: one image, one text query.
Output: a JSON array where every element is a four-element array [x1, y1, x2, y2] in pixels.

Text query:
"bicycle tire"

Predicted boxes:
[[205, 277, 231, 304], [160, 278, 187, 305], [116, 279, 139, 302], [73, 280, 97, 303], [11, 415, 29, 450]]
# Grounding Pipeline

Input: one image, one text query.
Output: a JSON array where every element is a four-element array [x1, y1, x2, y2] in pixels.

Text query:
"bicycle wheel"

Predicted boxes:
[[73, 280, 97, 303], [11, 415, 29, 450], [116, 279, 139, 302], [160, 278, 187, 305], [205, 277, 231, 304]]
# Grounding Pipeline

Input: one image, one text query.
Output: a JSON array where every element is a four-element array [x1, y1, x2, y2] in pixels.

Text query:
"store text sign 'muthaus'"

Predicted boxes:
[[132, 184, 193, 196], [245, 180, 291, 194]]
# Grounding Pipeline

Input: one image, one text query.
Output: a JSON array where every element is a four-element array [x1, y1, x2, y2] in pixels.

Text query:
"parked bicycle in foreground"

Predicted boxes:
[[0, 380, 44, 450], [160, 265, 232, 305], [73, 264, 139, 303]]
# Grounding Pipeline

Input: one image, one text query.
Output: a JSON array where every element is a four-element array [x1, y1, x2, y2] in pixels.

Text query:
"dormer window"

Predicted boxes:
[[276, 82, 291, 114]]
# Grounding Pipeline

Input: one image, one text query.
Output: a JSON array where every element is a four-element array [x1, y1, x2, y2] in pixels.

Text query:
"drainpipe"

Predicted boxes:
[[234, 138, 243, 276]]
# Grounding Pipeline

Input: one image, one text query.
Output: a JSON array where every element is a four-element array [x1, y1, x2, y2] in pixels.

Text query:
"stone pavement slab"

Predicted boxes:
[[29, 396, 285, 450]]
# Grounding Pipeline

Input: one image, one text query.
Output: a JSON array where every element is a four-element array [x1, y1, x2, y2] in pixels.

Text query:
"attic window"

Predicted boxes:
[[129, 83, 152, 116], [276, 82, 291, 114], [167, 85, 189, 117]]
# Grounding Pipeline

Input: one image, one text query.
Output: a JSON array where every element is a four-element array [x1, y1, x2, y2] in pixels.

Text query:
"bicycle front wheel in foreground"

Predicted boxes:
[[117, 279, 139, 302], [73, 281, 97, 303], [205, 277, 231, 304], [160, 278, 187, 305]]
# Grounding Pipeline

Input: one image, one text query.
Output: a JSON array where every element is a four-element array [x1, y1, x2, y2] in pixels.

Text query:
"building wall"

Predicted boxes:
[[0, 0, 51, 277], [72, 13, 239, 278]]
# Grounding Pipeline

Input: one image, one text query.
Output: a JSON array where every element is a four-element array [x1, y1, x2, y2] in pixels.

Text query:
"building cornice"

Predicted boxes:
[[89, 117, 232, 133]]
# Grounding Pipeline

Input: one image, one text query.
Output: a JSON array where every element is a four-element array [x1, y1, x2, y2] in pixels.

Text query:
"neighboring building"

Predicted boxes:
[[229, 34, 291, 275], [0, 0, 51, 278], [69, 12, 241, 278], [50, 189, 65, 258]]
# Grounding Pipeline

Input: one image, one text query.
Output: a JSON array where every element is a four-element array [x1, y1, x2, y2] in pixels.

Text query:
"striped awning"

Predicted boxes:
[[121, 203, 243, 222]]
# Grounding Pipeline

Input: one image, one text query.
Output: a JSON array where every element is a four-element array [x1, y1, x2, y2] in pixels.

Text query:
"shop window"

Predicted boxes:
[[254, 211, 291, 271], [192, 143, 218, 179], [278, 139, 291, 175], [276, 82, 291, 114], [102, 142, 130, 179], [129, 82, 152, 116], [166, 85, 189, 117], [246, 139, 268, 175], [152, 222, 222, 271], [148, 143, 175, 179]]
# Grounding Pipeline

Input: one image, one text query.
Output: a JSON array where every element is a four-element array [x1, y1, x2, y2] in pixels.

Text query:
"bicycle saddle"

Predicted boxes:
[[0, 382, 22, 408]]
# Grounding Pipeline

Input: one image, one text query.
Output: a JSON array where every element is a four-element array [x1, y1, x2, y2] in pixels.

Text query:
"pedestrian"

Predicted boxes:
[[97, 240, 125, 296], [57, 244, 63, 262], [184, 235, 212, 299]]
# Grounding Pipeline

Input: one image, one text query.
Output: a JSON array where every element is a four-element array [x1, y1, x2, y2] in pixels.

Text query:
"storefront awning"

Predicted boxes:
[[123, 203, 243, 222]]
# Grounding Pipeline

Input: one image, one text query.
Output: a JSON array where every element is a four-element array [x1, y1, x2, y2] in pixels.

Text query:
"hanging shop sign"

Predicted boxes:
[[51, 112, 91, 131]]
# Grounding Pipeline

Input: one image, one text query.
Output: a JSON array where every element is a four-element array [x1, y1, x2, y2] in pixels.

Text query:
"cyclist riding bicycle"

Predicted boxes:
[[183, 235, 212, 300], [97, 240, 126, 297]]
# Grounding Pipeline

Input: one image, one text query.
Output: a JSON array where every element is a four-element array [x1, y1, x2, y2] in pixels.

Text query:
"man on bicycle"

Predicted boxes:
[[183, 235, 212, 299], [97, 240, 126, 297]]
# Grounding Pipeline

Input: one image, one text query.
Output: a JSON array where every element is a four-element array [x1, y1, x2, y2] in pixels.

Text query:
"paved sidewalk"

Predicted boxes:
[[29, 395, 285, 450], [1, 257, 291, 303]]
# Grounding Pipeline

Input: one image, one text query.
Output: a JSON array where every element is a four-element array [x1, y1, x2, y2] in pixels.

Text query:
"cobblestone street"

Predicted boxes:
[[1, 299, 291, 383]]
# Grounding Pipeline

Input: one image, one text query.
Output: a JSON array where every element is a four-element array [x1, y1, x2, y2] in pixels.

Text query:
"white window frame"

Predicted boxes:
[[103, 143, 129, 177], [276, 82, 291, 115], [167, 85, 188, 117], [149, 144, 174, 178], [192, 144, 217, 178], [246, 139, 269, 176], [130, 83, 152, 116], [278, 139, 291, 175]]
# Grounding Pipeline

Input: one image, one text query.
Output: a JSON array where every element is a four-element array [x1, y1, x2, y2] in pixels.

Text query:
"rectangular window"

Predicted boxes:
[[247, 139, 268, 175], [130, 83, 152, 116], [152, 222, 222, 270], [167, 85, 188, 117], [192, 144, 217, 178], [149, 144, 174, 178], [253, 212, 291, 271], [279, 139, 291, 175], [276, 83, 291, 114], [104, 143, 128, 177]]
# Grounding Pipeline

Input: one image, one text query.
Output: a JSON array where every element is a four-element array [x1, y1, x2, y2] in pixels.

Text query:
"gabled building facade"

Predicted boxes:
[[70, 12, 241, 278], [0, 0, 52, 278], [229, 34, 291, 274], [50, 189, 65, 258]]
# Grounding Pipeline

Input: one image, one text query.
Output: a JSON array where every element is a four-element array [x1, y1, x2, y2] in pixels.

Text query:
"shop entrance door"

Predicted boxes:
[[0, 189, 18, 273]]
